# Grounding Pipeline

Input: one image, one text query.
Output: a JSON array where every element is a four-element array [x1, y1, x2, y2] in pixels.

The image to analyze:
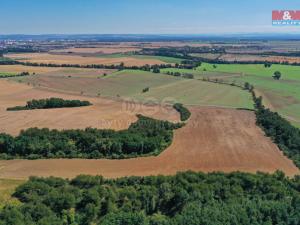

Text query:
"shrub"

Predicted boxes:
[[173, 103, 191, 121]]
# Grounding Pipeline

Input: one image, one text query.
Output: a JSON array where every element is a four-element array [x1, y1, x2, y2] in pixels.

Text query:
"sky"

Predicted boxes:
[[1, 0, 300, 34]]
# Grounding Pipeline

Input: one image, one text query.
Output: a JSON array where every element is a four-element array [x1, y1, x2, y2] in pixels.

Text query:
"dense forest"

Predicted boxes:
[[173, 103, 191, 121], [7, 98, 92, 111], [253, 95, 300, 168], [0, 115, 183, 159], [0, 171, 299, 225]]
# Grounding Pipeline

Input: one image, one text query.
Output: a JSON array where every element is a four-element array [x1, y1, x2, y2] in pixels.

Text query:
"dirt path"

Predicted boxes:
[[0, 107, 298, 179]]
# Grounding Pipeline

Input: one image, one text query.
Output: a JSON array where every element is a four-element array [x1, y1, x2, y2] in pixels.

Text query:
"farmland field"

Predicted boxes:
[[95, 53, 184, 64], [2, 2, 300, 224], [19, 69, 253, 109], [198, 63, 300, 127], [0, 65, 62, 74], [0, 66, 296, 179], [50, 46, 141, 54], [0, 107, 298, 179], [5, 53, 168, 66], [0, 79, 179, 135], [0, 179, 24, 209], [161, 67, 242, 79], [134, 78, 253, 108], [192, 53, 300, 64]]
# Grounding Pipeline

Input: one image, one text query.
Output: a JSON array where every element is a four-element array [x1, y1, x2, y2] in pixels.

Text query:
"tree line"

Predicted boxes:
[[0, 71, 30, 79], [0, 115, 183, 160], [7, 98, 92, 111], [0, 171, 299, 225], [0, 59, 178, 71], [173, 103, 191, 121], [201, 76, 300, 169], [139, 47, 300, 67], [252, 93, 300, 168]]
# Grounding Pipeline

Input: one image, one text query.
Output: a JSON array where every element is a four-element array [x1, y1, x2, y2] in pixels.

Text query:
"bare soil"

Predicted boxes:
[[0, 105, 298, 179]]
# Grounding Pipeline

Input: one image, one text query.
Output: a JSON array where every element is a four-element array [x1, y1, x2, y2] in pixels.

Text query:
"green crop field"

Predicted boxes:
[[99, 70, 182, 96], [196, 63, 300, 127], [0, 72, 17, 77], [160, 68, 241, 79], [0, 179, 24, 209], [24, 69, 253, 109], [198, 63, 300, 80], [104, 70, 253, 108], [134, 78, 253, 108]]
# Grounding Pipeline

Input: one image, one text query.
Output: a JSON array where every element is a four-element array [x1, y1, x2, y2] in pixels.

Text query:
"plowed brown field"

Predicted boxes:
[[0, 101, 298, 179]]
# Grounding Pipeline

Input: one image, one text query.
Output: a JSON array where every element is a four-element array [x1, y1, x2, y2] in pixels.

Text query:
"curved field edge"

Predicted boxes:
[[0, 107, 298, 179], [0, 115, 183, 160]]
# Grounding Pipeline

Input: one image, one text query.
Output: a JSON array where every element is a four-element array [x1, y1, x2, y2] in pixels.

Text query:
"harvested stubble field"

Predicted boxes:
[[0, 79, 179, 135], [0, 107, 298, 179], [0, 65, 62, 74], [37, 68, 117, 78], [5, 53, 166, 66], [0, 65, 116, 78], [219, 54, 300, 64], [50, 46, 141, 54]]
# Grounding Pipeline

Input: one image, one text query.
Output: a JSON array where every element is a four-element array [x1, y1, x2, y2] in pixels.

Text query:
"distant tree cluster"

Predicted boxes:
[[7, 98, 92, 111], [142, 87, 150, 93], [0, 115, 183, 159], [173, 103, 191, 121], [273, 71, 282, 80], [264, 62, 272, 68], [0, 171, 299, 225], [0, 60, 178, 71], [165, 71, 194, 79]]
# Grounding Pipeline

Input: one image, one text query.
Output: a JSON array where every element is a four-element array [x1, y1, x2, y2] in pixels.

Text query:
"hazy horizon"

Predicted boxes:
[[1, 0, 300, 35]]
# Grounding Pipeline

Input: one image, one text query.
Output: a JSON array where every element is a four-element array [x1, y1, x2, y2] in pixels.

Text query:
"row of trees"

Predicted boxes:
[[0, 71, 30, 78], [173, 103, 191, 121], [139, 47, 300, 67], [0, 115, 183, 159], [253, 94, 300, 168], [7, 98, 92, 111], [201, 75, 299, 169], [0, 171, 299, 224], [0, 59, 178, 71]]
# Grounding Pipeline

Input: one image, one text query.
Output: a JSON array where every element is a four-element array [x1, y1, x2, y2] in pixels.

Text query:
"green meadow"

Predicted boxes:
[[197, 63, 300, 127], [102, 70, 253, 109]]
